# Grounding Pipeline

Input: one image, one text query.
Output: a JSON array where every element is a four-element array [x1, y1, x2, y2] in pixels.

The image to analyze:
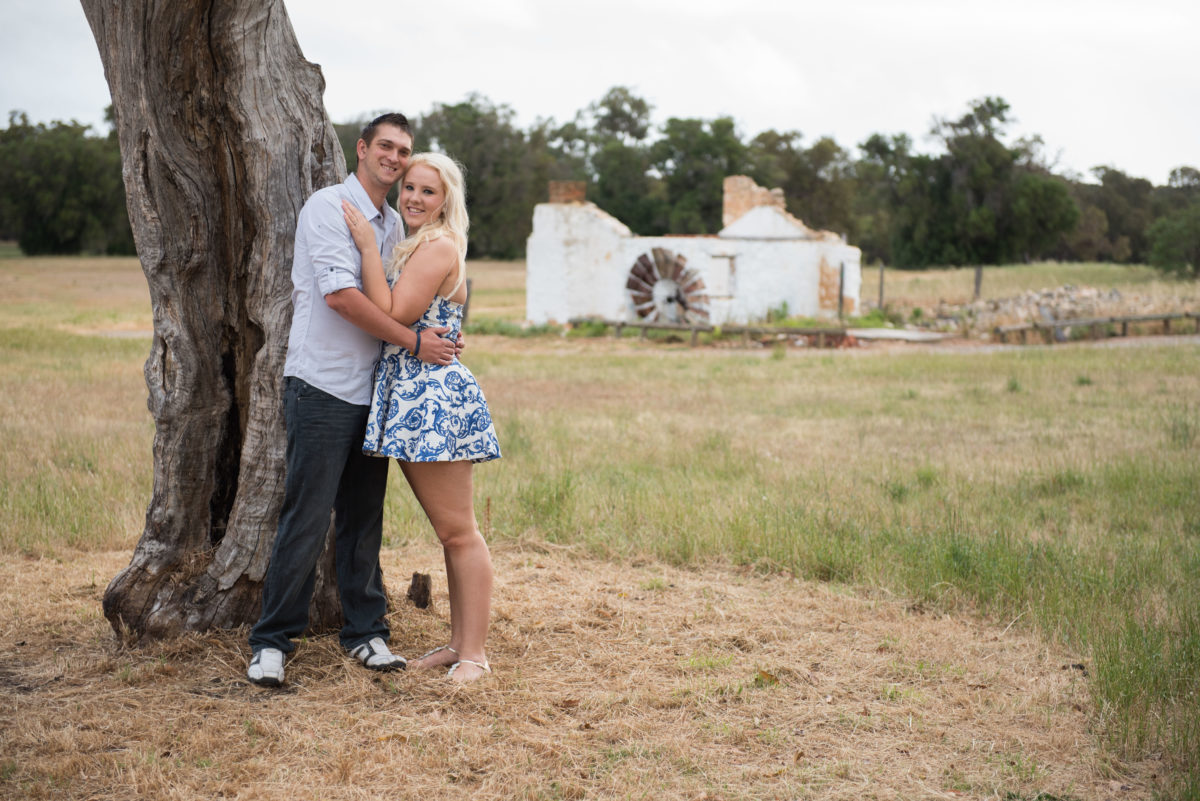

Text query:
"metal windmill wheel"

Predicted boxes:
[[625, 247, 709, 324]]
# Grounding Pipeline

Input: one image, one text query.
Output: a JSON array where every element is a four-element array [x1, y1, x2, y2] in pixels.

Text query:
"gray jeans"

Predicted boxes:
[[249, 377, 391, 654]]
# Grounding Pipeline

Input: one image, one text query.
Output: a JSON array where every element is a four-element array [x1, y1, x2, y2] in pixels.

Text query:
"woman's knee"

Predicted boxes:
[[435, 524, 484, 552]]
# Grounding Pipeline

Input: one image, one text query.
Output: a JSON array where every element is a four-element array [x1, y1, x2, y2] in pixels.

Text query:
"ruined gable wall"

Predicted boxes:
[[722, 175, 788, 228], [526, 202, 633, 324]]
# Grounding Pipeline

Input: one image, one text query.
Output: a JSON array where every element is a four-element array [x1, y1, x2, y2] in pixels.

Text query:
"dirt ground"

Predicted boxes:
[[0, 540, 1166, 800]]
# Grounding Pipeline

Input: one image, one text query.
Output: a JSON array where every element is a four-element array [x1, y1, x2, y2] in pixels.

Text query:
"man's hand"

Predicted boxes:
[[455, 332, 465, 358], [418, 328, 456, 366], [326, 288, 457, 365]]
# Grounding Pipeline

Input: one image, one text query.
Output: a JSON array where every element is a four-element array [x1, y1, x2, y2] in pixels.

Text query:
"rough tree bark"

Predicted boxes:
[[81, 0, 348, 640]]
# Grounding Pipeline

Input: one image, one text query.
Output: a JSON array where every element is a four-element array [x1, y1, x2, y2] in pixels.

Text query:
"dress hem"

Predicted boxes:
[[362, 449, 501, 464]]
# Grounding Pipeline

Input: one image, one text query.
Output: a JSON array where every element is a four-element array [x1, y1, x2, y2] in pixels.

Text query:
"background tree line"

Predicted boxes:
[[4, 91, 1198, 276], [0, 110, 134, 256]]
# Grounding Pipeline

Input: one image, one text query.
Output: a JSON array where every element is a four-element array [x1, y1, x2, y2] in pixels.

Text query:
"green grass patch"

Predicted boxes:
[[565, 319, 611, 338], [462, 318, 561, 337], [0, 327, 153, 554]]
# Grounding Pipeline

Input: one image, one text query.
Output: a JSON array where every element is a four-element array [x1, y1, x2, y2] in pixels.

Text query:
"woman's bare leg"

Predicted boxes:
[[400, 460, 492, 681]]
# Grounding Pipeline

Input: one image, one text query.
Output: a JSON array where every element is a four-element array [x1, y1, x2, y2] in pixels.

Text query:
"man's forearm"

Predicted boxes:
[[326, 287, 417, 349], [326, 287, 458, 365]]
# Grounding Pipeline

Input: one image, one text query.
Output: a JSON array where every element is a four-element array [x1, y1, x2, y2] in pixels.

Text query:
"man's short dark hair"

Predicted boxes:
[[360, 113, 412, 145]]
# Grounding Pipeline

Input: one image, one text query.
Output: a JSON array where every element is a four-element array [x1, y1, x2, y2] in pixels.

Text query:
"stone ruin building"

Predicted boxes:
[[525, 176, 862, 326]]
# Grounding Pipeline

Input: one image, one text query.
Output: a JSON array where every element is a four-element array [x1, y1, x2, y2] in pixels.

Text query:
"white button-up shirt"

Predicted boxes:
[[283, 174, 402, 405]]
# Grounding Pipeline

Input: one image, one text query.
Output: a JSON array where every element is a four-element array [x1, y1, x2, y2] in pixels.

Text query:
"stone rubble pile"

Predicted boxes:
[[929, 285, 1189, 335]]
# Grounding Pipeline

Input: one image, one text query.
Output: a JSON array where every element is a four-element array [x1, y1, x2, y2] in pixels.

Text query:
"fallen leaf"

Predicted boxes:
[[755, 669, 779, 687]]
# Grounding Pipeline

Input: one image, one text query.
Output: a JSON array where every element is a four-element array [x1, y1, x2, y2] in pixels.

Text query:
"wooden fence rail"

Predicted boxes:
[[567, 317, 850, 348], [566, 312, 1199, 348], [993, 312, 1200, 344]]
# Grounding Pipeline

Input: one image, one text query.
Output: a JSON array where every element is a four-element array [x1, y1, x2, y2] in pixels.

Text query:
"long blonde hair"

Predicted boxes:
[[386, 152, 469, 295]]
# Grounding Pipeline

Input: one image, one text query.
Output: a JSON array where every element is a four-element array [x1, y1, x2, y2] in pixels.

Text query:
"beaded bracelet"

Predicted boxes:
[[413, 331, 422, 357]]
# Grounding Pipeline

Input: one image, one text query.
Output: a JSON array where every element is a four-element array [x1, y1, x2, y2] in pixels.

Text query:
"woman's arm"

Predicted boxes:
[[342, 200, 392, 313], [325, 288, 458, 364], [386, 236, 457, 325]]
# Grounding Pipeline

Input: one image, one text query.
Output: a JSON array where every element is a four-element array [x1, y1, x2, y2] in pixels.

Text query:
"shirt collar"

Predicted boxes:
[[345, 173, 381, 221], [345, 173, 400, 239]]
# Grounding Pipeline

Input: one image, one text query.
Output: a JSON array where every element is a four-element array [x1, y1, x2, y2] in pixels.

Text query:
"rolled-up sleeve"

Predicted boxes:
[[300, 192, 361, 297]]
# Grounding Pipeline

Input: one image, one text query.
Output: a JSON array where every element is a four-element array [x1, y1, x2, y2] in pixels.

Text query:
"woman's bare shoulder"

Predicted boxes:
[[406, 233, 457, 273], [415, 234, 457, 260]]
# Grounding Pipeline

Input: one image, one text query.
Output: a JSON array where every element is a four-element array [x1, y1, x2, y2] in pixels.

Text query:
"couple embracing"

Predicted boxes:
[[247, 113, 500, 687]]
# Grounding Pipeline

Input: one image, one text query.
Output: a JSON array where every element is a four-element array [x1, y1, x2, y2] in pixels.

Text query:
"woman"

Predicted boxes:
[[342, 152, 500, 683]]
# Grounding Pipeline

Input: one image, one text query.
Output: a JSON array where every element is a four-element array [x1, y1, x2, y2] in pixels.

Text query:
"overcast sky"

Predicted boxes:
[[2, 0, 1196, 185]]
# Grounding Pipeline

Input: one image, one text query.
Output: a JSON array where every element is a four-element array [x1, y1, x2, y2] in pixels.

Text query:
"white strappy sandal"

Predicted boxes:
[[446, 657, 491, 681], [411, 644, 457, 669]]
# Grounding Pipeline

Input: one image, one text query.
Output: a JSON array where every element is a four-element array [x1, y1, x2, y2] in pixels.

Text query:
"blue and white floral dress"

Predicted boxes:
[[362, 295, 501, 463]]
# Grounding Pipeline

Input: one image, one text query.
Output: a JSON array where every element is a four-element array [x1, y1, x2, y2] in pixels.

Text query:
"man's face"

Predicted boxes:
[[356, 124, 414, 196]]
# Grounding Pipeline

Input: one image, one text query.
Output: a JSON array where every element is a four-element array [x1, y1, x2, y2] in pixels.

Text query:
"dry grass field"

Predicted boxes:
[[874, 261, 1199, 312], [1, 541, 1150, 801], [1, 255, 1196, 800], [0, 255, 152, 335]]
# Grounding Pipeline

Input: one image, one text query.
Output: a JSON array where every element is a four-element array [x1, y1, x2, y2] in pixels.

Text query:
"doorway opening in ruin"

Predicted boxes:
[[625, 248, 710, 324]]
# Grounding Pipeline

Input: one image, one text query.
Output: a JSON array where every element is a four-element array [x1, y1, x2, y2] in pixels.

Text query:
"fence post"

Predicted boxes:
[[838, 262, 845, 322], [461, 278, 473, 325]]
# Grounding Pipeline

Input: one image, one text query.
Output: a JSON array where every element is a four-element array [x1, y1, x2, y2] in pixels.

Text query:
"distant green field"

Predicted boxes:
[[2, 256, 1198, 795]]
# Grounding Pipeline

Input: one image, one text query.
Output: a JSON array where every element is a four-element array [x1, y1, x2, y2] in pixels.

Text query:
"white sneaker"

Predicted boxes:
[[247, 648, 285, 687], [348, 637, 407, 672]]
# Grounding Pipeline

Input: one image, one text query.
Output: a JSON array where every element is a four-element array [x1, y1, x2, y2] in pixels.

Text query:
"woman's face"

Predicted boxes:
[[399, 164, 446, 231]]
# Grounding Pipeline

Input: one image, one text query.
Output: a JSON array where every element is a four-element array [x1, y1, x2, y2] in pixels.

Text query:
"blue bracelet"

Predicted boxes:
[[413, 331, 422, 357]]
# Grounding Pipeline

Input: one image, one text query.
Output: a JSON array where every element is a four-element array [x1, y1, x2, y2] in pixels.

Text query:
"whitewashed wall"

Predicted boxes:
[[525, 202, 861, 325], [525, 203, 630, 325]]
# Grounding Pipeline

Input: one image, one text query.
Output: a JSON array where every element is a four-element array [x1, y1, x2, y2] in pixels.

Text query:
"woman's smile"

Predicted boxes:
[[399, 164, 446, 229]]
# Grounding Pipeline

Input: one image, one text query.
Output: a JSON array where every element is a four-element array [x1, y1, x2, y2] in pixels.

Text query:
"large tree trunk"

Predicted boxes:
[[82, 0, 348, 640]]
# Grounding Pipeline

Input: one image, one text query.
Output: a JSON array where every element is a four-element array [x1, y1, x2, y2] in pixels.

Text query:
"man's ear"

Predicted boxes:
[[356, 138, 368, 160]]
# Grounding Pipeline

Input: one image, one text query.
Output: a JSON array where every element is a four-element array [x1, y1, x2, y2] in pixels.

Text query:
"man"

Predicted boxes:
[[247, 113, 456, 687]]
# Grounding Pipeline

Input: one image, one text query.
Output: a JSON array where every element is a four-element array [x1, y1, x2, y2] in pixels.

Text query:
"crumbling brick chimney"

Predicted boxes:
[[722, 175, 787, 228], [548, 181, 587, 204]]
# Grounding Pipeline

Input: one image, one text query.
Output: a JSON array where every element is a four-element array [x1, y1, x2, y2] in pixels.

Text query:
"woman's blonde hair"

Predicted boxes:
[[386, 152, 469, 295]]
